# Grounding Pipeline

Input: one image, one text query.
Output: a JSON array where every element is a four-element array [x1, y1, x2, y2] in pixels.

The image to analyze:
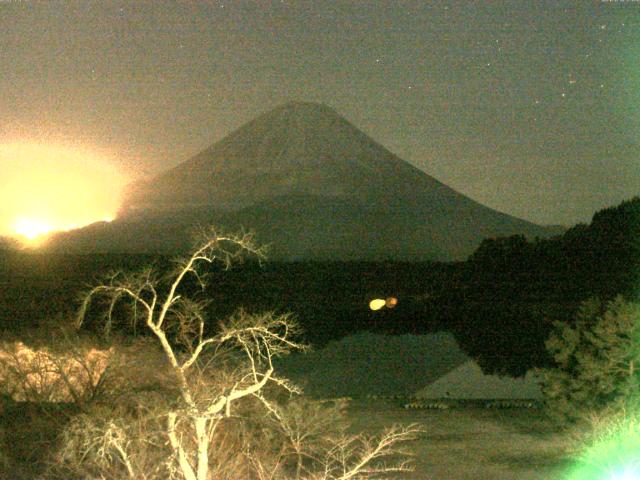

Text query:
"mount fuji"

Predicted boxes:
[[47, 102, 561, 260]]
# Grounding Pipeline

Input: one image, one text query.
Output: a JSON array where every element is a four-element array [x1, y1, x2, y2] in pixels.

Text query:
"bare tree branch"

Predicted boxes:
[[69, 228, 419, 480]]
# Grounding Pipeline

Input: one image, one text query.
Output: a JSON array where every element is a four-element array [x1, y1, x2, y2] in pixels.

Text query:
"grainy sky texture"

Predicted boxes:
[[1, 0, 639, 226]]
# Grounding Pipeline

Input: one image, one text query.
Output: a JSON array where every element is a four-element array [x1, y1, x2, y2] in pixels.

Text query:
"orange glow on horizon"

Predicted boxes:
[[14, 218, 54, 240], [0, 143, 126, 245]]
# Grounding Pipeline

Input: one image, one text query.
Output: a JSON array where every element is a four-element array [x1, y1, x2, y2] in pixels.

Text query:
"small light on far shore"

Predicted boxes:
[[369, 299, 386, 311], [369, 297, 398, 311]]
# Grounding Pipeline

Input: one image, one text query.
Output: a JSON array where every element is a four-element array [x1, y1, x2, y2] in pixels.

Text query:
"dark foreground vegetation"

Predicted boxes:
[[0, 197, 638, 478]]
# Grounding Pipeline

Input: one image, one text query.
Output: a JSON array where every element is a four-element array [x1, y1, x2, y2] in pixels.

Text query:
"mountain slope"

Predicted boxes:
[[122, 101, 456, 214], [48, 101, 560, 260]]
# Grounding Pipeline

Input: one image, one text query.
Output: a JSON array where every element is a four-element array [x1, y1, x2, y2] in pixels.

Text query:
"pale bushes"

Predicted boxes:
[[57, 410, 140, 479], [0, 329, 180, 478], [309, 426, 420, 480], [0, 338, 112, 405], [53, 401, 173, 480], [0, 331, 175, 408], [51, 390, 420, 480], [53, 393, 260, 480], [238, 396, 352, 479], [264, 397, 352, 478], [275, 398, 420, 480], [0, 315, 116, 406]]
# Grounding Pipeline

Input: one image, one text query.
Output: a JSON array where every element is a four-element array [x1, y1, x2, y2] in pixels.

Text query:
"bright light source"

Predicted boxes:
[[14, 218, 53, 240], [369, 297, 399, 311], [609, 466, 640, 480], [0, 142, 126, 243], [369, 299, 386, 311], [565, 413, 640, 480]]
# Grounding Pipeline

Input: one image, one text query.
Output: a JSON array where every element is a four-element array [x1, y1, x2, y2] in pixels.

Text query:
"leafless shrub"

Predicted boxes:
[[51, 401, 171, 480], [0, 336, 112, 407], [248, 397, 422, 480], [312, 424, 422, 480]]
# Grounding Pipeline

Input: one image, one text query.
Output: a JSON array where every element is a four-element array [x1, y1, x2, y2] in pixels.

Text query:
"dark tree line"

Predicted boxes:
[[442, 196, 640, 376], [2, 198, 639, 379]]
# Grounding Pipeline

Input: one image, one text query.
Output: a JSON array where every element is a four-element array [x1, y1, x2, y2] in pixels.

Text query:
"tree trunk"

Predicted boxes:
[[167, 412, 197, 480], [195, 416, 209, 480]]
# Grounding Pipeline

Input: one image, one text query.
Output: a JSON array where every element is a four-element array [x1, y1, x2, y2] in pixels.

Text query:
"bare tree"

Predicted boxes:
[[77, 229, 301, 480], [73, 228, 421, 480]]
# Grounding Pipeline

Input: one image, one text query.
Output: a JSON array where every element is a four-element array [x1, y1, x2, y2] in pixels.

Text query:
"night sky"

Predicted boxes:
[[2, 0, 639, 226]]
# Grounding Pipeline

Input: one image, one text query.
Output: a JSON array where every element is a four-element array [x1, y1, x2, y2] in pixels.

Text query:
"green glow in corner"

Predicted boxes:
[[565, 416, 640, 480], [608, 468, 640, 480]]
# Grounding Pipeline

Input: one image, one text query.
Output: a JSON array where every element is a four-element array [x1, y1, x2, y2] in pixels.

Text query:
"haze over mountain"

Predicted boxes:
[[47, 102, 561, 260]]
